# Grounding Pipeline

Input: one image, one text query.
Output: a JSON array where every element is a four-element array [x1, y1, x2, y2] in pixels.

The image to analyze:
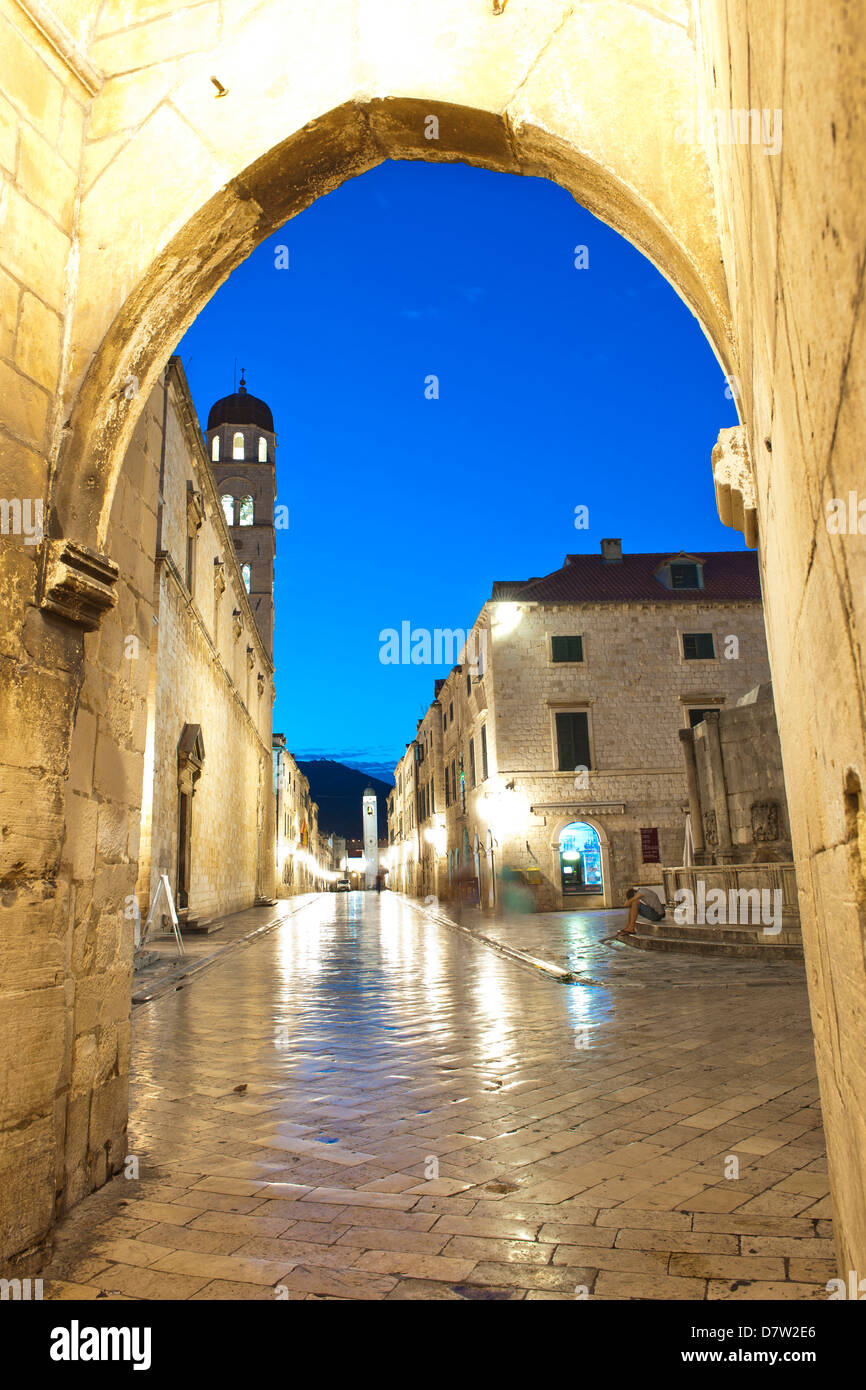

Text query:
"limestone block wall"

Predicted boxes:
[[692, 688, 793, 862], [486, 596, 770, 905], [134, 364, 274, 924], [143, 572, 266, 921], [393, 594, 773, 909], [490, 599, 772, 775], [695, 0, 866, 1274], [274, 744, 321, 895], [30, 371, 160, 1255], [496, 771, 688, 910], [0, 1, 94, 1270]]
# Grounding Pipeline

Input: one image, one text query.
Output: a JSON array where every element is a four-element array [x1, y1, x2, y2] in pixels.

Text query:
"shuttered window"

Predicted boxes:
[[555, 711, 591, 771], [683, 632, 715, 660], [551, 635, 583, 662], [671, 563, 700, 589]]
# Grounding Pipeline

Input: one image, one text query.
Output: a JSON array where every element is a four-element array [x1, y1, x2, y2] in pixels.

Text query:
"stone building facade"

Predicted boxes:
[[388, 542, 772, 911], [134, 358, 275, 932], [273, 733, 331, 894]]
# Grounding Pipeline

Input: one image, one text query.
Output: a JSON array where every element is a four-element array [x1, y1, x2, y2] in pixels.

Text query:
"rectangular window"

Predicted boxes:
[[469, 738, 476, 788], [186, 532, 196, 595], [640, 827, 661, 863], [555, 711, 591, 772], [688, 707, 718, 727], [449, 701, 453, 725], [551, 634, 583, 663], [480, 725, 488, 781], [430, 780, 434, 813], [466, 672, 471, 697], [671, 562, 700, 589], [683, 632, 715, 660], [451, 761, 457, 803], [445, 773, 450, 808]]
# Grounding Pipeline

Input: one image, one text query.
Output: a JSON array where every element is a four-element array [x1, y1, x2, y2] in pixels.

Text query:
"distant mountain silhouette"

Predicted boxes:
[[296, 759, 391, 840]]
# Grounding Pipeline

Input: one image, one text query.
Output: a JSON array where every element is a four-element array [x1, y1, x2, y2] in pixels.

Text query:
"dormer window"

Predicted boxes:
[[671, 562, 700, 589], [655, 554, 704, 591]]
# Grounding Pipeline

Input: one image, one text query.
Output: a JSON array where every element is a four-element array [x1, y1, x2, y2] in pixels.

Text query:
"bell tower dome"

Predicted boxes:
[[206, 371, 277, 656]]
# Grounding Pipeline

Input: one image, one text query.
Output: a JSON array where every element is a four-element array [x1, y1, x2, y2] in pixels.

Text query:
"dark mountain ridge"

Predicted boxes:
[[296, 759, 391, 840]]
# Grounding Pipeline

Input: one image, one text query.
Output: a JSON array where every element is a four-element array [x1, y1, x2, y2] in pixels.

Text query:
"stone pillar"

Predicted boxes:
[[678, 728, 707, 863], [703, 712, 734, 863]]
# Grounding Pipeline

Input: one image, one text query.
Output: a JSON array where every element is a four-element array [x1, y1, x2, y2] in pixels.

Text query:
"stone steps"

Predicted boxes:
[[644, 918, 802, 947], [621, 924, 804, 960]]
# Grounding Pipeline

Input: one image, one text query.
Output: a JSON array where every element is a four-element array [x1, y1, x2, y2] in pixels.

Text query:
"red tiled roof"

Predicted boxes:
[[491, 551, 761, 604]]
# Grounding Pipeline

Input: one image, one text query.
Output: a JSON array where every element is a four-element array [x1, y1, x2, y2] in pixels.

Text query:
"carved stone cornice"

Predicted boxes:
[[713, 425, 758, 548], [39, 538, 119, 631]]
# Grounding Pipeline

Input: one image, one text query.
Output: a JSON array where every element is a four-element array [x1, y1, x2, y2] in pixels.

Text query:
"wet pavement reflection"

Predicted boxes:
[[43, 892, 833, 1301]]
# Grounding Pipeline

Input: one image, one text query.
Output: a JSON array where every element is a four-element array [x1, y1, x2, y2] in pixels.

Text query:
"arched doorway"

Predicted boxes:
[[558, 821, 604, 899]]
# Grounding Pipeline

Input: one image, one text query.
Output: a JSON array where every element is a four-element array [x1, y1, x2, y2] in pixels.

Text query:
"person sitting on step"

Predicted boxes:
[[623, 885, 666, 935]]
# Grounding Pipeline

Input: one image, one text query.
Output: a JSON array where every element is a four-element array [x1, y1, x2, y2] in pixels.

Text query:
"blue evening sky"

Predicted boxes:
[[176, 159, 740, 783]]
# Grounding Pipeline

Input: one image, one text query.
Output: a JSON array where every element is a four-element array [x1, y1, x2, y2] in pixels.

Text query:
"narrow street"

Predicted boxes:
[[44, 893, 832, 1301]]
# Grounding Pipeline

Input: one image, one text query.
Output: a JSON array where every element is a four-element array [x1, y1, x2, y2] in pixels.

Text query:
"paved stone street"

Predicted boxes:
[[44, 892, 833, 1301]]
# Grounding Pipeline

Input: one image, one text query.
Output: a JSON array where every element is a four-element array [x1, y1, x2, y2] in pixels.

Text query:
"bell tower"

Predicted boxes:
[[205, 370, 277, 656], [362, 786, 379, 890]]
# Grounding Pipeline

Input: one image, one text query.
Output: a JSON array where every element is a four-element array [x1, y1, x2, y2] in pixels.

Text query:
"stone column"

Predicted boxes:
[[678, 728, 707, 863], [703, 712, 734, 863]]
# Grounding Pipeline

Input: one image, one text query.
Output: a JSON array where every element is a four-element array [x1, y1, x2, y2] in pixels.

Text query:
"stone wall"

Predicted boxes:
[[688, 684, 793, 864], [390, 583, 772, 910], [694, 0, 866, 1274], [273, 739, 325, 895], [135, 363, 274, 927]]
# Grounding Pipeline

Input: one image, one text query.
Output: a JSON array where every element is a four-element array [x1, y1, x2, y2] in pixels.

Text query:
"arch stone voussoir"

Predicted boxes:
[[49, 82, 731, 613]]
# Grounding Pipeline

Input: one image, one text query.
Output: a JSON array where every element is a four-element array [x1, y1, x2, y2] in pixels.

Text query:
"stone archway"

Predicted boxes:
[[1, 0, 864, 1283], [551, 815, 611, 909]]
